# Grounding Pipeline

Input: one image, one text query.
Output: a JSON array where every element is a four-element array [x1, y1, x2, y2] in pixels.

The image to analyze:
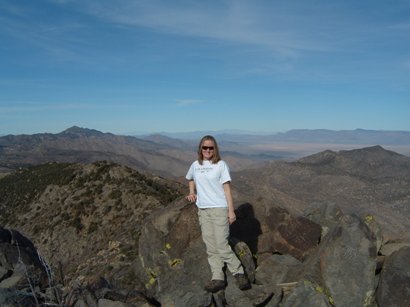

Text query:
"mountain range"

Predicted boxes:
[[0, 126, 262, 177], [2, 126, 410, 177], [154, 128, 410, 145]]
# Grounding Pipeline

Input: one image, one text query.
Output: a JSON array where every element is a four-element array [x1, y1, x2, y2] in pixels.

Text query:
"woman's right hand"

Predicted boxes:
[[186, 193, 197, 202]]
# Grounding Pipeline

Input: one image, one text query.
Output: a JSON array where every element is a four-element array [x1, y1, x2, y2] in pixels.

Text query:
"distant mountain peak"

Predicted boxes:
[[338, 145, 401, 160], [298, 145, 402, 166], [60, 126, 105, 136]]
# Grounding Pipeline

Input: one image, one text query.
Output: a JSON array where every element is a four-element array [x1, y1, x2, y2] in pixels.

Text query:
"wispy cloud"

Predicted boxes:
[[0, 1, 120, 66], [0, 101, 119, 113], [175, 99, 202, 107], [1, 0, 375, 68], [388, 22, 410, 30], [1, 10, 85, 63], [66, 0, 335, 56]]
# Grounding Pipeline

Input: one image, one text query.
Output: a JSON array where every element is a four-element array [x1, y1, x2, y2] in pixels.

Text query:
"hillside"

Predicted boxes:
[[0, 161, 184, 290], [233, 145, 410, 237]]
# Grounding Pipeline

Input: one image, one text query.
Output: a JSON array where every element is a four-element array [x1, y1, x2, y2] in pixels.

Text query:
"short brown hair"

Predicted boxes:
[[197, 135, 221, 165]]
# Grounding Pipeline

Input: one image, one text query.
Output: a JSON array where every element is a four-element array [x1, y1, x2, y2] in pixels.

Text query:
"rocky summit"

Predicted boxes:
[[1, 146, 410, 306]]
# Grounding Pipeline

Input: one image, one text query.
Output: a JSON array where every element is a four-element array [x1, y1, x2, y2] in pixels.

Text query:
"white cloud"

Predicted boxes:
[[175, 99, 202, 106]]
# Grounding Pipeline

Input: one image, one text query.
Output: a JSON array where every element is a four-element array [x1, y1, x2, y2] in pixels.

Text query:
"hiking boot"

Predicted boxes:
[[234, 273, 251, 290], [204, 279, 226, 293]]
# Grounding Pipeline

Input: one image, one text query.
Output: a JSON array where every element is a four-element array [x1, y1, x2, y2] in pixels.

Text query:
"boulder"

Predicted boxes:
[[362, 213, 384, 253], [379, 236, 410, 257], [303, 202, 344, 238], [230, 238, 256, 283], [261, 206, 322, 261], [0, 288, 40, 307], [295, 214, 378, 307], [137, 199, 211, 305], [64, 279, 153, 307], [376, 246, 410, 307], [281, 280, 333, 307], [255, 254, 302, 286], [223, 281, 278, 307]]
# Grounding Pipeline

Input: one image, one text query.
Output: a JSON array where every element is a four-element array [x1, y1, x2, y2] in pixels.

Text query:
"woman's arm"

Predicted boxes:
[[186, 180, 197, 202], [223, 181, 236, 224]]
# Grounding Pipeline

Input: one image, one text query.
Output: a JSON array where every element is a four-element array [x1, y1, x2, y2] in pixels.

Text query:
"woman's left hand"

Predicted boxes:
[[228, 211, 237, 225]]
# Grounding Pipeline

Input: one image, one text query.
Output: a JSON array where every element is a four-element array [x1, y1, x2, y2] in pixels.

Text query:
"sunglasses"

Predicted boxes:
[[202, 146, 214, 151]]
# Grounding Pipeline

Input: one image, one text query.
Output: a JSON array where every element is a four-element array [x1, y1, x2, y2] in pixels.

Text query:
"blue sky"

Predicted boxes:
[[1, 0, 410, 135]]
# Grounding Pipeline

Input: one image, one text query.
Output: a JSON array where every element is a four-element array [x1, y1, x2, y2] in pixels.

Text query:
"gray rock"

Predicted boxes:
[[98, 298, 131, 307], [260, 206, 322, 261], [380, 241, 410, 256], [255, 254, 301, 286], [0, 288, 38, 307], [137, 199, 210, 305], [376, 246, 410, 307], [0, 262, 25, 288], [303, 202, 344, 238], [281, 280, 332, 307], [362, 213, 384, 253], [379, 236, 410, 257], [224, 276, 277, 307], [298, 214, 377, 307], [230, 238, 256, 283]]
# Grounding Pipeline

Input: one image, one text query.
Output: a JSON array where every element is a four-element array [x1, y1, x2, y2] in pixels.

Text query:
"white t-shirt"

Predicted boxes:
[[185, 160, 231, 208]]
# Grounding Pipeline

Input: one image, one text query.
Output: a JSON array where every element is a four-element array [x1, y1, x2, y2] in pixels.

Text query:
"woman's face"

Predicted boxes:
[[201, 139, 215, 161]]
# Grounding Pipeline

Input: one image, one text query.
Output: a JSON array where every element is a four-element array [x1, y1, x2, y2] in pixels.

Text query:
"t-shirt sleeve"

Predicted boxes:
[[219, 161, 231, 184], [186, 162, 195, 180]]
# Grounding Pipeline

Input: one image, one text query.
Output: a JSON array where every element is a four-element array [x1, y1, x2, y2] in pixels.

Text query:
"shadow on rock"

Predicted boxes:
[[230, 203, 262, 255]]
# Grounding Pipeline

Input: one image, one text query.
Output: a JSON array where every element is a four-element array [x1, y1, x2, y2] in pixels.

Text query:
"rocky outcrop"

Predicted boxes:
[[0, 227, 155, 307], [3, 199, 410, 306], [252, 202, 410, 307], [108, 200, 409, 306], [135, 199, 288, 306]]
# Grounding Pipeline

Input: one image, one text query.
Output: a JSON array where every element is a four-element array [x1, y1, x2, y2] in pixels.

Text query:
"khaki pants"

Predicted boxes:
[[198, 207, 244, 280]]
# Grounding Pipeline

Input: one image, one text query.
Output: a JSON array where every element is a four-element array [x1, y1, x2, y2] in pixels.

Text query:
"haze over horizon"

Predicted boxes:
[[1, 0, 410, 135]]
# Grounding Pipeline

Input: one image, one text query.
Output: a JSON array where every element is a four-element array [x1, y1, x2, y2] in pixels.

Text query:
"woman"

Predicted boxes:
[[186, 135, 250, 293]]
